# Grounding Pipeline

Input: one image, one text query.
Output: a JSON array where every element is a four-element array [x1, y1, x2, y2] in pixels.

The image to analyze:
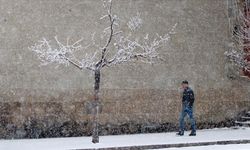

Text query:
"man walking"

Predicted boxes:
[[177, 80, 196, 136]]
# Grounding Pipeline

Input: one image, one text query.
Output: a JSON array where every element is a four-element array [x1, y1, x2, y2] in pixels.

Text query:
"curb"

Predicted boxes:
[[74, 139, 250, 150]]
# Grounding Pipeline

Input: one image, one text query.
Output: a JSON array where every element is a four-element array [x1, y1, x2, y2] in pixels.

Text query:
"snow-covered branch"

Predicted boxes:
[[225, 49, 250, 72], [226, 0, 250, 75], [104, 23, 177, 66], [127, 12, 143, 31], [29, 37, 96, 71]]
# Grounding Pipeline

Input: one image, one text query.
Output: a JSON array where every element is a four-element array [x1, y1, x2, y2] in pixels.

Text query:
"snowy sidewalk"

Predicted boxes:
[[0, 128, 250, 150], [157, 144, 250, 150]]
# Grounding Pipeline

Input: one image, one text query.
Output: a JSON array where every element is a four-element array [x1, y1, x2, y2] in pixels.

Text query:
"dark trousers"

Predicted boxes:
[[179, 106, 196, 132]]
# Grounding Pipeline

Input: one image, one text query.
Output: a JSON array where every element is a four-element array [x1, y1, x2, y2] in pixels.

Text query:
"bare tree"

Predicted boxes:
[[30, 0, 176, 143], [226, 0, 250, 78]]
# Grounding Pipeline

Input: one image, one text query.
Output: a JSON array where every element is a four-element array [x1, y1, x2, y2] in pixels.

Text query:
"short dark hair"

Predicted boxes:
[[182, 80, 188, 84]]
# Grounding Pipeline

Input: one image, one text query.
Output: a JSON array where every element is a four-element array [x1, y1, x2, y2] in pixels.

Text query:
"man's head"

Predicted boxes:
[[181, 80, 189, 89]]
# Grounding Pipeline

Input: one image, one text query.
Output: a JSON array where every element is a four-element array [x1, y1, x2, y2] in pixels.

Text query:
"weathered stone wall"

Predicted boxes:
[[0, 0, 249, 138]]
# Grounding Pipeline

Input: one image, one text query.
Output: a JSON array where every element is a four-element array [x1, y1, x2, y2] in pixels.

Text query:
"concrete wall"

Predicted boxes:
[[0, 0, 249, 138]]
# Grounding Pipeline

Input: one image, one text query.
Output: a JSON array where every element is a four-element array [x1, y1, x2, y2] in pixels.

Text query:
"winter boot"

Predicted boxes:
[[189, 131, 196, 136], [176, 130, 184, 136]]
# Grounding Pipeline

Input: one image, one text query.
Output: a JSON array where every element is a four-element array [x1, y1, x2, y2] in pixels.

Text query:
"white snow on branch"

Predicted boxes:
[[127, 13, 143, 31], [225, 49, 250, 72], [106, 23, 177, 66], [29, 37, 97, 71], [226, 0, 250, 73]]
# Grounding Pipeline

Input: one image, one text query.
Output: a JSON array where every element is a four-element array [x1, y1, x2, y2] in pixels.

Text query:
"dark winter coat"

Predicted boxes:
[[182, 87, 195, 108]]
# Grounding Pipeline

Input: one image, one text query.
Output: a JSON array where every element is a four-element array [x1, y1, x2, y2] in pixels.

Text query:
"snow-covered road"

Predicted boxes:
[[0, 127, 249, 150]]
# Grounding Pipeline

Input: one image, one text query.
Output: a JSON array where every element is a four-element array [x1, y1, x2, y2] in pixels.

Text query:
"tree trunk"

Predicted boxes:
[[92, 69, 101, 143]]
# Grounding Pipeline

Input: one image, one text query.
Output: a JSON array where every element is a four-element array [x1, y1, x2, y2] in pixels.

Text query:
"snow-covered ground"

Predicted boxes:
[[158, 144, 250, 150], [0, 127, 249, 150]]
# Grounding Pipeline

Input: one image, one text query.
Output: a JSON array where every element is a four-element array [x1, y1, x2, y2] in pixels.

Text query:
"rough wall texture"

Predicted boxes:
[[0, 0, 249, 138]]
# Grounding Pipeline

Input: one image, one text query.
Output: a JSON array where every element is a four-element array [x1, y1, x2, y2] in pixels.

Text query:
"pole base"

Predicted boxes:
[[92, 137, 99, 143]]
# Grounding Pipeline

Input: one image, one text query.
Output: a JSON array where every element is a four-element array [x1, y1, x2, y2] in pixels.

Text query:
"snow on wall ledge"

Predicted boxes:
[[0, 0, 249, 139]]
